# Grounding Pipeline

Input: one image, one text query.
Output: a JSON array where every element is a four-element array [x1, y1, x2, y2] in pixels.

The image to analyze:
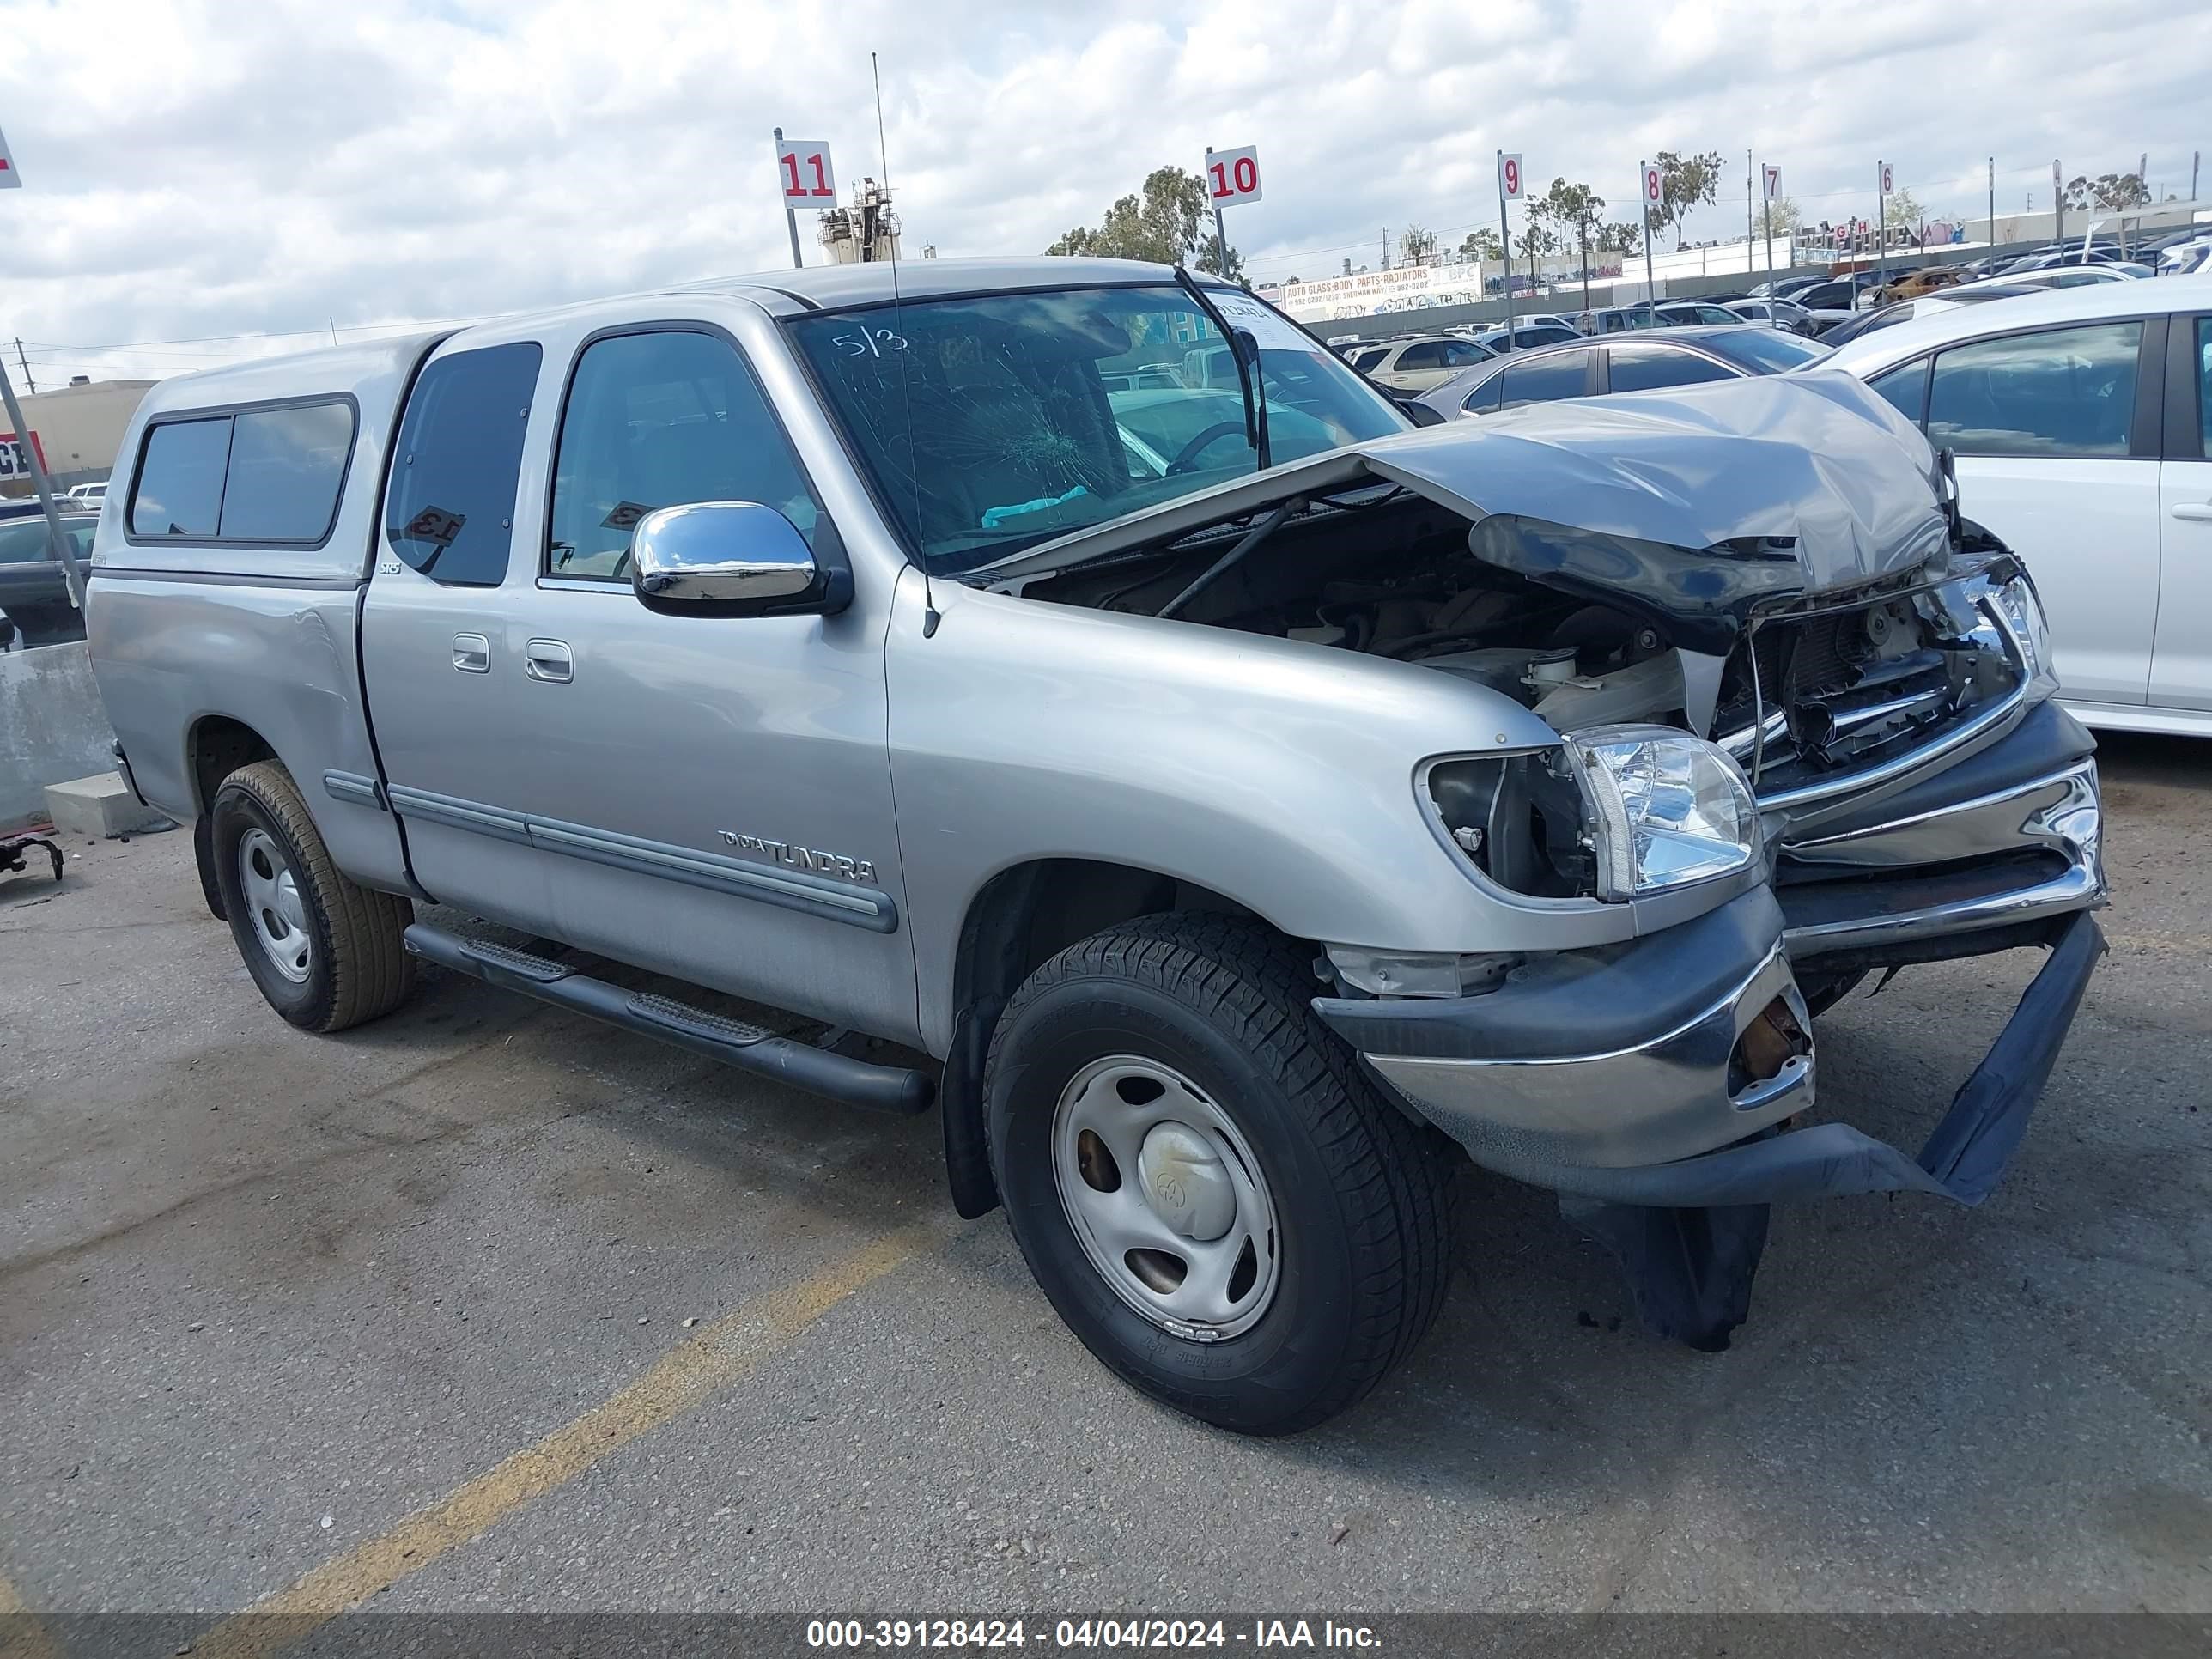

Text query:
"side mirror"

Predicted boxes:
[[630, 501, 852, 619]]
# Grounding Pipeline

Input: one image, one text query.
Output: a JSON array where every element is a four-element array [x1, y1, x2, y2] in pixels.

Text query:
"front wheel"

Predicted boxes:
[[210, 760, 415, 1032], [985, 914, 1457, 1435]]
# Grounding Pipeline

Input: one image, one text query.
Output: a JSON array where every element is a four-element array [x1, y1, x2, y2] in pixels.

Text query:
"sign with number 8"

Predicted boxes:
[[775, 138, 836, 207]]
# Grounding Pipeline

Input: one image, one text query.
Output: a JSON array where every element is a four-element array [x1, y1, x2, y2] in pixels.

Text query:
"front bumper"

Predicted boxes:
[[1316, 702, 2106, 1206]]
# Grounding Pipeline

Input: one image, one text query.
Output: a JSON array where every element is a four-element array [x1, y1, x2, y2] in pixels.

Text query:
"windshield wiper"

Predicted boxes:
[[1173, 265, 1271, 471]]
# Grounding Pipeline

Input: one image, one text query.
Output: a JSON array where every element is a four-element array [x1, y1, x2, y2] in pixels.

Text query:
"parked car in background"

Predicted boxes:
[[65, 481, 108, 506], [1358, 333, 1497, 392], [0, 511, 95, 645], [1871, 268, 1964, 304], [2164, 242, 2212, 277], [1653, 301, 1747, 326], [1822, 274, 2212, 735], [1574, 304, 1657, 335], [1419, 324, 1830, 419], [1467, 320, 1582, 352], [1729, 298, 1820, 335], [1814, 283, 2060, 347]]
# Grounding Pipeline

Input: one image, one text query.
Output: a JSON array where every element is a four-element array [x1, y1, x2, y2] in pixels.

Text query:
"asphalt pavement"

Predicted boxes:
[[1, 735, 2207, 1623]]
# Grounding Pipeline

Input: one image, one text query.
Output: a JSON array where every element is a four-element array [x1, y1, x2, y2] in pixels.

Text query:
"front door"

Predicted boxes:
[[363, 323, 917, 1044], [1927, 317, 2162, 707], [2152, 314, 2212, 713]]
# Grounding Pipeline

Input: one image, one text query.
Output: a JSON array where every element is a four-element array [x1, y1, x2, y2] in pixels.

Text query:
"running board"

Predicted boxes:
[[403, 923, 933, 1115]]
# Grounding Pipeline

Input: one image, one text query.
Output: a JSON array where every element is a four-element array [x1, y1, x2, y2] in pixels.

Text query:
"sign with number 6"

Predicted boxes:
[[775, 138, 836, 208], [1206, 145, 1262, 207], [1879, 161, 1893, 195], [1498, 153, 1522, 200]]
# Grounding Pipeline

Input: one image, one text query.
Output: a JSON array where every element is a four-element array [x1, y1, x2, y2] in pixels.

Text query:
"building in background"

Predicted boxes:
[[0, 377, 158, 495]]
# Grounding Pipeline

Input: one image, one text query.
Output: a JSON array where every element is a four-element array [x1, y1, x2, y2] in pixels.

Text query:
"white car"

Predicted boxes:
[[1820, 275, 2212, 736], [64, 481, 107, 505]]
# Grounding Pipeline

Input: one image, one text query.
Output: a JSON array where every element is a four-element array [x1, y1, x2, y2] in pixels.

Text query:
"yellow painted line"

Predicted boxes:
[[189, 1222, 945, 1659], [0, 1568, 64, 1659]]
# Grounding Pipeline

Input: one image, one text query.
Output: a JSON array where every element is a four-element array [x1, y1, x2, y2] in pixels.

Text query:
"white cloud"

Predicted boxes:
[[0, 0, 2201, 381]]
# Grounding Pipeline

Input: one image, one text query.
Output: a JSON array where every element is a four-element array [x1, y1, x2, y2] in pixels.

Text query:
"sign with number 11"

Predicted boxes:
[[775, 138, 836, 207]]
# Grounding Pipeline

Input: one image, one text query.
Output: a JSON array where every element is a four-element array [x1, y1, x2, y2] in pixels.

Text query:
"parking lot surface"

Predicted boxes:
[[2, 737, 2208, 1622]]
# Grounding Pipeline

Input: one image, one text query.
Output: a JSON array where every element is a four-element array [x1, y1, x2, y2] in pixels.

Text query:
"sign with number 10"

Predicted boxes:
[[775, 138, 836, 208], [1207, 145, 1262, 207]]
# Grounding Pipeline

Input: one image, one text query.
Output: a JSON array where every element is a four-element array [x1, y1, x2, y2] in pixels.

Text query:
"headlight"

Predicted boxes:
[[1560, 726, 1760, 901], [1987, 574, 2051, 677]]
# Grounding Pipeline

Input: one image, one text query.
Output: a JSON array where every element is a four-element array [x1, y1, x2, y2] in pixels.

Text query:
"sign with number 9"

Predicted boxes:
[[1499, 153, 1522, 200]]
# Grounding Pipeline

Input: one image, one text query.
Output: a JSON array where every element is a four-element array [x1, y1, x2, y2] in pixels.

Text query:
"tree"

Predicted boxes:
[[1399, 223, 1438, 266], [1597, 221, 1644, 256], [1762, 192, 1802, 237], [1654, 149, 1724, 247], [1045, 166, 1208, 263], [1458, 226, 1503, 262], [1194, 229, 1246, 284], [2063, 171, 2150, 212], [1528, 178, 1608, 305]]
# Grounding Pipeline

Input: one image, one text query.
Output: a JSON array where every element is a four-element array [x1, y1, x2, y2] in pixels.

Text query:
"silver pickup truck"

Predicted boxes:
[[87, 257, 2104, 1433]]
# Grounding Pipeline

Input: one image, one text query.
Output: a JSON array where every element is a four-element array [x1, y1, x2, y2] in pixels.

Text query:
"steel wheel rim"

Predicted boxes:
[[239, 828, 312, 984], [1051, 1054, 1280, 1342]]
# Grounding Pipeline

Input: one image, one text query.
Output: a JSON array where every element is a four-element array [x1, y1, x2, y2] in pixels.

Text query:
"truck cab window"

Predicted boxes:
[[383, 342, 542, 586], [547, 330, 821, 580]]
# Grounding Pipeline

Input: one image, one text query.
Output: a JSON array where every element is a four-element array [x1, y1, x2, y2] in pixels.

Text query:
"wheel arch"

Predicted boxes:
[[938, 855, 1282, 1218]]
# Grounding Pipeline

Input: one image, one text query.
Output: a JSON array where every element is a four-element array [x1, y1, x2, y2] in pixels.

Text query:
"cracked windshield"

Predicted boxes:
[[788, 283, 1404, 571]]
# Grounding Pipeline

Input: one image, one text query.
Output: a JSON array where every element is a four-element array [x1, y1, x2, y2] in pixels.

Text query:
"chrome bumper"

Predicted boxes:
[[1316, 890, 1817, 1174], [1778, 754, 2105, 962]]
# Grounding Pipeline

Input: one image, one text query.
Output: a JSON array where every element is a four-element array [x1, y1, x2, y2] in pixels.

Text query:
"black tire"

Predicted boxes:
[[192, 813, 227, 920], [210, 760, 414, 1033], [985, 913, 1457, 1435]]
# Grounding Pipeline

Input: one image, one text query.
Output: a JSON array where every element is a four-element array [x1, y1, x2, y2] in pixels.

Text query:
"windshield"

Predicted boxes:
[[786, 283, 1407, 572]]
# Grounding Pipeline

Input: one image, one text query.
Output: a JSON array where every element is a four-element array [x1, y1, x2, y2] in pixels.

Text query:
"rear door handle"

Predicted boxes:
[[2172, 503, 2212, 524], [453, 633, 490, 672], [524, 639, 574, 683]]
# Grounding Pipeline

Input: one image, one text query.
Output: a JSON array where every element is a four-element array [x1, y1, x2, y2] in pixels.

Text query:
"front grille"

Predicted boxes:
[[1715, 579, 2027, 805]]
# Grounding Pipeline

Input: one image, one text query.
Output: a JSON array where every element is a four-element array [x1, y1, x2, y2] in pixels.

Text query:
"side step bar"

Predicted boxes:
[[404, 923, 933, 1115]]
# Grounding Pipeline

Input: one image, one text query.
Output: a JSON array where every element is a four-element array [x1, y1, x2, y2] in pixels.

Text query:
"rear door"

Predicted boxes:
[[1603, 343, 1737, 394], [2153, 313, 2212, 713], [1919, 316, 2165, 707]]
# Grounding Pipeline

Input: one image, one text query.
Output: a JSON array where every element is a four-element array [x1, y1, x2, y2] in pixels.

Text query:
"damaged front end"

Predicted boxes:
[[985, 372, 2106, 1348]]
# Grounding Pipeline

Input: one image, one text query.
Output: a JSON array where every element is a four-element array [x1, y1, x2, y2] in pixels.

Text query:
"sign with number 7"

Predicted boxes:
[[775, 138, 836, 207]]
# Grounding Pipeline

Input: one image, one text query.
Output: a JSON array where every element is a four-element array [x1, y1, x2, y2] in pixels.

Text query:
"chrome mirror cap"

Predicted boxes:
[[630, 501, 817, 606]]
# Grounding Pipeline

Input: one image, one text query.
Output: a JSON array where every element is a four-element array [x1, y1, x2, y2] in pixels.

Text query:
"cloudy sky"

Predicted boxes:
[[0, 0, 2203, 383]]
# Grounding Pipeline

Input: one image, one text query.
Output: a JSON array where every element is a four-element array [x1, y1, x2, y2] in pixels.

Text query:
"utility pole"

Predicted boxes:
[[11, 337, 33, 395], [1204, 146, 1231, 276], [774, 127, 802, 270], [1988, 157, 1996, 249], [2053, 159, 2064, 246], [1638, 159, 1656, 309], [1746, 149, 1753, 276], [1875, 161, 1888, 292], [1497, 149, 1515, 350], [2194, 149, 2203, 201], [0, 355, 81, 609]]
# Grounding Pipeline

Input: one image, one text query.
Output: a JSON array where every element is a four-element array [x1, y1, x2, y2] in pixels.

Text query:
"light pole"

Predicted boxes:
[[774, 127, 802, 270]]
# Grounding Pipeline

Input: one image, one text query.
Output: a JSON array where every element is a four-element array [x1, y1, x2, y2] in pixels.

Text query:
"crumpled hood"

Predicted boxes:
[[1370, 368, 1952, 592], [986, 370, 1956, 632]]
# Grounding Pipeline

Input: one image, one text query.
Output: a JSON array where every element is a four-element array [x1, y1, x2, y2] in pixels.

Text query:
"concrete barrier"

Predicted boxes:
[[1, 640, 120, 830]]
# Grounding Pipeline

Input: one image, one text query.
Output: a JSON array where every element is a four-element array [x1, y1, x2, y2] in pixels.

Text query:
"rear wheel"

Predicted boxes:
[[210, 761, 414, 1032], [985, 913, 1456, 1435]]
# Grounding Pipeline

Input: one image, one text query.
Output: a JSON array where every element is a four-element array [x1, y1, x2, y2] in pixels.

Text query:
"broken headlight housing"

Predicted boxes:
[[1560, 726, 1761, 902], [1986, 573, 2051, 679]]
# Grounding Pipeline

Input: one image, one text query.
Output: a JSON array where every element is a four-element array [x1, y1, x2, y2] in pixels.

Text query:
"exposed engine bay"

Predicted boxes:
[[997, 488, 2031, 901]]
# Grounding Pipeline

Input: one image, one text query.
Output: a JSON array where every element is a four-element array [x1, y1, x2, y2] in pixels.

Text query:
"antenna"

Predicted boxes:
[[873, 50, 938, 639]]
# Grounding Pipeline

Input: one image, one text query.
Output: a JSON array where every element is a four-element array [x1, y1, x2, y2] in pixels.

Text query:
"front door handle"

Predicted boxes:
[[453, 633, 490, 673], [524, 639, 574, 683], [2172, 503, 2212, 524]]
